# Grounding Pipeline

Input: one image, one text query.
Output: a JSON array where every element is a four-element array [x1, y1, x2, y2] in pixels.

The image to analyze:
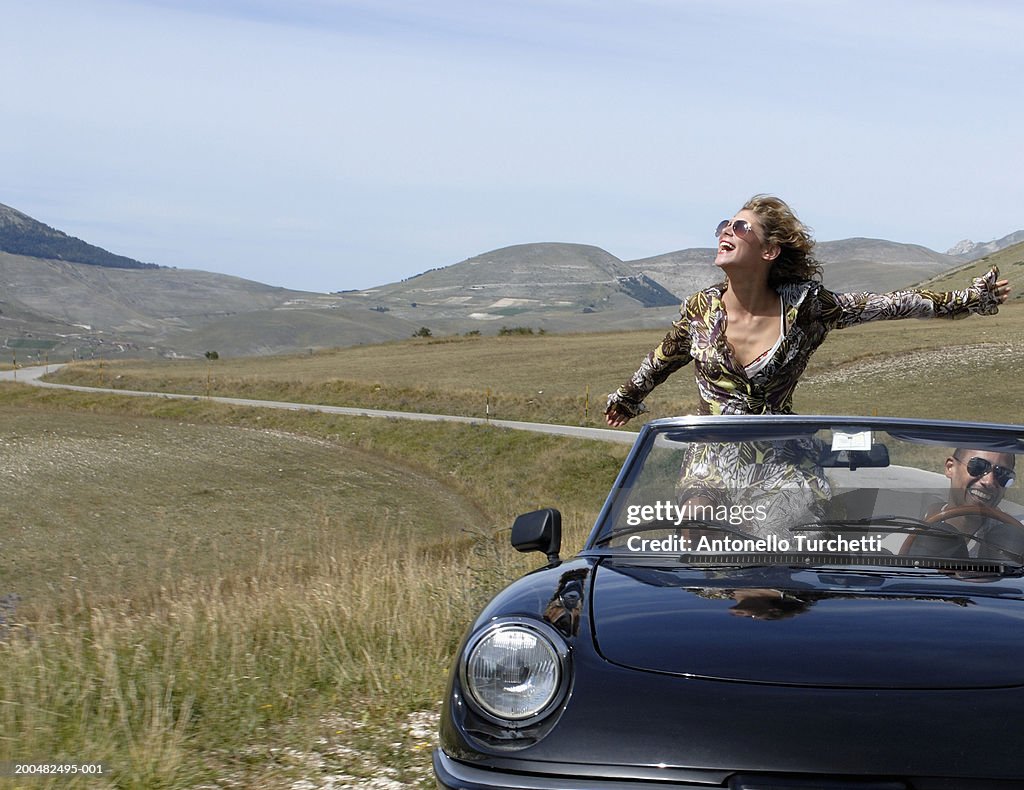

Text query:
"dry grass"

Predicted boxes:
[[0, 383, 617, 788], [50, 301, 1024, 425], [1, 409, 487, 612], [6, 300, 1024, 786], [2, 521, 486, 788]]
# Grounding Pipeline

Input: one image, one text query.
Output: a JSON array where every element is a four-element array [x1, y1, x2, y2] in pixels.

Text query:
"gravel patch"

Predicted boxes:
[[188, 710, 439, 789], [285, 710, 438, 790], [804, 343, 1024, 386]]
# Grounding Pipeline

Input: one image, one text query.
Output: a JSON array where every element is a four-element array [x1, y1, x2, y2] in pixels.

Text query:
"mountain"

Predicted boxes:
[[0, 203, 424, 359], [625, 249, 719, 301], [394, 242, 680, 308], [331, 237, 993, 341], [813, 238, 963, 292], [625, 238, 964, 296], [1, 201, 1020, 360], [0, 203, 158, 270], [335, 243, 684, 336], [914, 239, 1024, 297], [0, 248, 422, 359], [946, 231, 1024, 260]]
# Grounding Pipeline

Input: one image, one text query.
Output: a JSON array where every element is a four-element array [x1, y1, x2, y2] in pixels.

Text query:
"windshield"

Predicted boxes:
[[591, 417, 1024, 570]]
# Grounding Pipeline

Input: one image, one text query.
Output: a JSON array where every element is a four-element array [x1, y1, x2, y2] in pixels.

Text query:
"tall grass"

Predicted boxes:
[[1, 512, 552, 788], [1, 384, 611, 787]]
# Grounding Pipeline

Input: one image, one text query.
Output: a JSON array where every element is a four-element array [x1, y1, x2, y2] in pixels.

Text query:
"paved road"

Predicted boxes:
[[1, 364, 637, 445]]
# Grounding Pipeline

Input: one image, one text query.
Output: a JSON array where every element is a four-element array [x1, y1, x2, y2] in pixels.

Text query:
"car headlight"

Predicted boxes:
[[461, 619, 570, 726]]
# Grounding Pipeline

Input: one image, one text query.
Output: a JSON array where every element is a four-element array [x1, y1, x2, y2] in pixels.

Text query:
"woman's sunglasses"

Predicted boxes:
[[955, 456, 1016, 488], [715, 219, 761, 242]]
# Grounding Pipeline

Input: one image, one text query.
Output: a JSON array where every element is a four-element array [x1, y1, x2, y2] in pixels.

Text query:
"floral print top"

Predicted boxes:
[[608, 268, 1004, 417]]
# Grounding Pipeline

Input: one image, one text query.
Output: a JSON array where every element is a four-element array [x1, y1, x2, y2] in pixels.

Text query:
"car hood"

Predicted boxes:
[[591, 561, 1024, 689]]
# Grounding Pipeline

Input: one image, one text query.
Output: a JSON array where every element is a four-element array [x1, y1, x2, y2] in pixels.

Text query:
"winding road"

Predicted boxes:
[[1, 364, 637, 445]]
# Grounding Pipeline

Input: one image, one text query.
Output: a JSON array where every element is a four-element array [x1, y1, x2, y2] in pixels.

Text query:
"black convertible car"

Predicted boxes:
[[434, 415, 1024, 790]]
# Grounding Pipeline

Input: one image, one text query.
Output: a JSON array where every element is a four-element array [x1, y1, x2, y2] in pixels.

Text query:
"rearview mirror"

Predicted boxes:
[[819, 443, 890, 470]]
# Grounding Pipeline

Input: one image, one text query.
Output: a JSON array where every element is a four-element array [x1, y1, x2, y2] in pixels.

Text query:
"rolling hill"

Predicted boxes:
[[0, 249, 415, 359], [628, 238, 972, 297], [1, 201, 1021, 360], [0, 203, 158, 269], [913, 239, 1024, 300], [335, 242, 682, 334], [332, 236, 993, 338]]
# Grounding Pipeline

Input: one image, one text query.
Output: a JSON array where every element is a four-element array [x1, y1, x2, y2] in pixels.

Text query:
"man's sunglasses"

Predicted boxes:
[[715, 219, 761, 242], [955, 456, 1016, 488]]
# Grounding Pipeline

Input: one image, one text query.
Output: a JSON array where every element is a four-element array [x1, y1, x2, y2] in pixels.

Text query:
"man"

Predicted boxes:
[[913, 448, 1023, 562]]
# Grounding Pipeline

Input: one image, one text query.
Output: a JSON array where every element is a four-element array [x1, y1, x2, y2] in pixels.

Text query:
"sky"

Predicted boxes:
[[2, 0, 1022, 293]]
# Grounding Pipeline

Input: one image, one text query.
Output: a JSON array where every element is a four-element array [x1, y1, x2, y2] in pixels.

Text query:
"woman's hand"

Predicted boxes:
[[973, 266, 1011, 313], [605, 403, 633, 427]]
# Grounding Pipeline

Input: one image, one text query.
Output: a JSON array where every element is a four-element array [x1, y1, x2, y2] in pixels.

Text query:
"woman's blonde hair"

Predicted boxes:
[[742, 194, 823, 285]]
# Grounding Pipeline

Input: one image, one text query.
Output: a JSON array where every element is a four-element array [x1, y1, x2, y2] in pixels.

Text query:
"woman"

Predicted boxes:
[[605, 194, 1011, 423], [605, 194, 1011, 539]]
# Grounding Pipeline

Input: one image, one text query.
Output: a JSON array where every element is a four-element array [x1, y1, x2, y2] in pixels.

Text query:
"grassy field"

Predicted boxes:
[[5, 296, 1024, 787], [0, 383, 625, 788], [50, 299, 1024, 425]]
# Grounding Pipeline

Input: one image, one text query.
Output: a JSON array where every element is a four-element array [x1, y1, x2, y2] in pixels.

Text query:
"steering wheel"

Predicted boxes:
[[925, 504, 1024, 530], [900, 504, 1024, 555]]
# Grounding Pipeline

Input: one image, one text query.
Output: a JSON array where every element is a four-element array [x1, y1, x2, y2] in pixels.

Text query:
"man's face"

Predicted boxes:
[[945, 450, 1016, 509]]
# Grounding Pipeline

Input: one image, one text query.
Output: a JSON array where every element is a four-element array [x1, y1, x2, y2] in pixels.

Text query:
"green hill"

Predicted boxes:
[[0, 202, 158, 270]]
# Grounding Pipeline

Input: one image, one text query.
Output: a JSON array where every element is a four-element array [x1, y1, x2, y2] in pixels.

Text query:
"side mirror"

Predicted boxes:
[[511, 508, 562, 565]]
